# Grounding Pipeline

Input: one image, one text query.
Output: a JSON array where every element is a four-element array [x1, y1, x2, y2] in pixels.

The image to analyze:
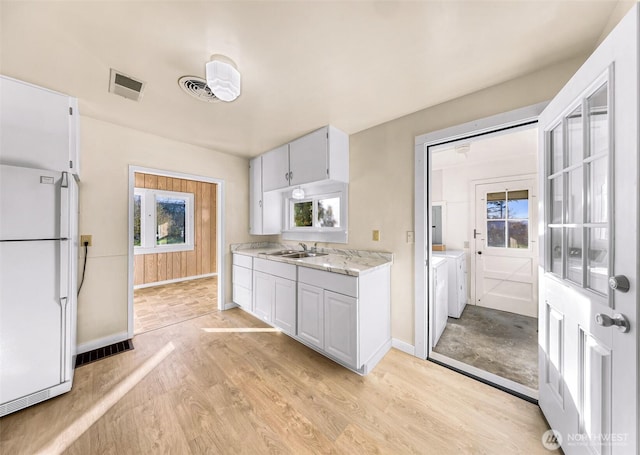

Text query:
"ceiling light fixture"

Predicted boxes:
[[292, 187, 305, 200], [205, 54, 241, 102]]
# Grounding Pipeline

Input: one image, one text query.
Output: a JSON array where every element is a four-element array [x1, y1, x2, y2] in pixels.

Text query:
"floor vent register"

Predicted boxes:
[[75, 340, 134, 368]]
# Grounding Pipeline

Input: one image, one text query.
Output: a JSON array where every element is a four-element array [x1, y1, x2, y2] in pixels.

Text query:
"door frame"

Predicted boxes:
[[126, 165, 226, 339], [413, 102, 546, 398], [470, 174, 538, 315]]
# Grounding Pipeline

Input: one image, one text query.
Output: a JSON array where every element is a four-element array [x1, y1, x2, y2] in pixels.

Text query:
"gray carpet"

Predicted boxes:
[[433, 305, 538, 389]]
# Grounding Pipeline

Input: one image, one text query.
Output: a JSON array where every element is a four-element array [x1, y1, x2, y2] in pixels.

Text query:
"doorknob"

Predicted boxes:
[[608, 275, 630, 293], [595, 313, 630, 333]]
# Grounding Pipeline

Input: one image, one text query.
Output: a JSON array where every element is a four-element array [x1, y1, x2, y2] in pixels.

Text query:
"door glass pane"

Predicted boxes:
[[550, 227, 562, 276], [587, 227, 608, 295], [133, 194, 142, 246], [566, 228, 583, 285], [487, 221, 505, 248], [588, 157, 608, 223], [487, 192, 506, 219], [317, 197, 340, 227], [507, 220, 528, 248], [156, 196, 186, 245], [567, 105, 583, 166], [507, 190, 528, 219], [550, 176, 563, 224], [550, 124, 563, 174], [293, 201, 313, 227], [588, 83, 608, 157], [567, 168, 583, 223]]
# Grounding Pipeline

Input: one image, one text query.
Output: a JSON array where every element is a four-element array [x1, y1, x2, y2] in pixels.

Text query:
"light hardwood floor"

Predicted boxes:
[[134, 276, 217, 334], [0, 308, 558, 454]]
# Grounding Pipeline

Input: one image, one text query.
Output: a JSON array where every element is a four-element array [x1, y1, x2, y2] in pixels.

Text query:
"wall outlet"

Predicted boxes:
[[372, 230, 380, 241], [406, 231, 415, 244], [80, 235, 92, 246]]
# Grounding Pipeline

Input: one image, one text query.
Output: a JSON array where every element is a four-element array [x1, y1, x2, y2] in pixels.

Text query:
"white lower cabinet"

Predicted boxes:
[[323, 290, 357, 366], [252, 258, 297, 335], [297, 283, 324, 348], [232, 254, 253, 310]]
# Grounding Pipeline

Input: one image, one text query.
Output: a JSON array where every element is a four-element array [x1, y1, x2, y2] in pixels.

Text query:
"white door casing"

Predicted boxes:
[[473, 177, 538, 317], [538, 6, 637, 455]]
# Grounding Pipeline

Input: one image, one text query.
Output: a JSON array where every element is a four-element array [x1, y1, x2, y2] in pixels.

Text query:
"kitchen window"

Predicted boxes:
[[283, 186, 348, 243], [134, 188, 194, 254]]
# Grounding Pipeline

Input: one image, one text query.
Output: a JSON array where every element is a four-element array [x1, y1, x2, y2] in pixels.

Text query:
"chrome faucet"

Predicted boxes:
[[311, 242, 319, 253], [299, 242, 308, 251]]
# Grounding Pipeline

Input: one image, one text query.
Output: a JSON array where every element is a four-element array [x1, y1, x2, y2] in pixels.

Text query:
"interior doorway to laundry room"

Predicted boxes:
[[427, 124, 539, 399], [128, 168, 222, 335]]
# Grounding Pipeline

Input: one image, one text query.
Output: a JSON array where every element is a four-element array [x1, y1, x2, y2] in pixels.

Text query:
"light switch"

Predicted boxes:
[[406, 231, 415, 244], [372, 230, 380, 241]]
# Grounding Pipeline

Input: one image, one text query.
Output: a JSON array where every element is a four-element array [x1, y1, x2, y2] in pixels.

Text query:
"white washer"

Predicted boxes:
[[433, 250, 468, 318]]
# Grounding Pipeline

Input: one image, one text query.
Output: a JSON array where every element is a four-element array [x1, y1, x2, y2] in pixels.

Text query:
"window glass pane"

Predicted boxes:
[[293, 201, 313, 227], [588, 83, 608, 157], [550, 176, 563, 224], [487, 192, 506, 219], [550, 227, 562, 276], [317, 197, 340, 227], [487, 221, 505, 248], [550, 124, 563, 174], [507, 190, 528, 219], [588, 156, 608, 224], [587, 227, 608, 295], [566, 228, 582, 285], [156, 197, 186, 245], [133, 194, 141, 246], [507, 220, 528, 248], [567, 105, 583, 166], [567, 168, 583, 223]]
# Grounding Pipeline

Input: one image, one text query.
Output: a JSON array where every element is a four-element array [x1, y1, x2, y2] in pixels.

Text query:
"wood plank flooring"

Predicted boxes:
[[0, 308, 558, 454], [133, 276, 217, 334]]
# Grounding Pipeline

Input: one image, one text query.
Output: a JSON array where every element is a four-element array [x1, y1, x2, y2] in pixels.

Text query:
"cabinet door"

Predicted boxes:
[[249, 156, 263, 235], [262, 144, 290, 191], [253, 271, 273, 323], [324, 290, 357, 367], [273, 277, 296, 335], [0, 77, 73, 172], [297, 283, 324, 349], [289, 128, 328, 186]]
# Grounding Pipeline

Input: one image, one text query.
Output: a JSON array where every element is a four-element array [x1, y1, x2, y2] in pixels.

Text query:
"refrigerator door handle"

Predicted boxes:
[[59, 296, 68, 382], [59, 172, 69, 239]]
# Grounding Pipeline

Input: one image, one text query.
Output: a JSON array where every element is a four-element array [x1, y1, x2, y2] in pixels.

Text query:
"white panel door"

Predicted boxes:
[[262, 144, 290, 192], [538, 7, 637, 455], [253, 271, 273, 323], [0, 241, 63, 404], [474, 178, 538, 317], [297, 282, 323, 349], [324, 290, 357, 367], [288, 128, 328, 186], [273, 277, 296, 336]]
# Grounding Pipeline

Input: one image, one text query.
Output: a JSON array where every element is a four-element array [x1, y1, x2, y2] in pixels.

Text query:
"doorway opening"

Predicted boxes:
[[414, 103, 545, 400], [127, 167, 224, 336]]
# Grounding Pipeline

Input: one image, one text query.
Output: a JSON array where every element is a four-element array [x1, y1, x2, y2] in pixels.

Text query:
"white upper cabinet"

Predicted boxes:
[[0, 76, 79, 175], [288, 128, 329, 185], [249, 156, 281, 235], [262, 144, 290, 192]]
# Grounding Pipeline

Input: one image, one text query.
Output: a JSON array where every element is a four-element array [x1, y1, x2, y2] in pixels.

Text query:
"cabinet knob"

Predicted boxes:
[[285, 172, 289, 181]]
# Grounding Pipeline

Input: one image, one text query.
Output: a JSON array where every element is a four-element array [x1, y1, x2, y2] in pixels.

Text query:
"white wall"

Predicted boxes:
[[77, 116, 256, 345]]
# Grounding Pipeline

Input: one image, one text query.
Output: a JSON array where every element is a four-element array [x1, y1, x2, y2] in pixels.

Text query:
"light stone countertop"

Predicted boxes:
[[231, 243, 393, 277]]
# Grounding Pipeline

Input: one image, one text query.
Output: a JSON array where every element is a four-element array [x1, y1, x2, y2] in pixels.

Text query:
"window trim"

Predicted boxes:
[[134, 187, 195, 255]]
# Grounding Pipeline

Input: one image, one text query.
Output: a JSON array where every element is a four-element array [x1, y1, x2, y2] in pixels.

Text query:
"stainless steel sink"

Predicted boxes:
[[282, 252, 328, 258], [266, 250, 299, 256]]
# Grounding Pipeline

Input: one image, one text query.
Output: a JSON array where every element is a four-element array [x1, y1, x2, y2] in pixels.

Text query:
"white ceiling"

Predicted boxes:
[[0, 1, 633, 158]]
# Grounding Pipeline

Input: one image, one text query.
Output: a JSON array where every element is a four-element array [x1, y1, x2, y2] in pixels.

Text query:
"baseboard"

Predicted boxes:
[[392, 338, 415, 356], [133, 273, 217, 290], [77, 331, 129, 355]]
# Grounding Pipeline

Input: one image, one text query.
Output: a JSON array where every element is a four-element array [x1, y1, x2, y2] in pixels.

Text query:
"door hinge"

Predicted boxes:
[[69, 107, 73, 115]]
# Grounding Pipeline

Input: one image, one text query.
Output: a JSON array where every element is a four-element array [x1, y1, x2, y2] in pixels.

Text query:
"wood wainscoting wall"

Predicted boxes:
[[133, 172, 217, 286]]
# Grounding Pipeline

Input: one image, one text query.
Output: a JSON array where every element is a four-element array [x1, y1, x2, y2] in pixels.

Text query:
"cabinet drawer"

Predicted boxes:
[[253, 257, 296, 280], [298, 267, 357, 298], [233, 253, 253, 269], [232, 265, 252, 288], [233, 284, 252, 309]]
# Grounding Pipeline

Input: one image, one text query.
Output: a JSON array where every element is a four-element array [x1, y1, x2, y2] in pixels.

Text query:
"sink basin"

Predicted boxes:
[[266, 250, 299, 256], [282, 251, 329, 258]]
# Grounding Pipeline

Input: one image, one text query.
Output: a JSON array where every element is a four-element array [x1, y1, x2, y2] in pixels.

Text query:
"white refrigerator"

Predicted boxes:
[[0, 164, 78, 417]]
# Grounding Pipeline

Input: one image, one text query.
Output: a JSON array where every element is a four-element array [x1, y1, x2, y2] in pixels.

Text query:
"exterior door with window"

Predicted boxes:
[[538, 6, 637, 455], [474, 178, 538, 317]]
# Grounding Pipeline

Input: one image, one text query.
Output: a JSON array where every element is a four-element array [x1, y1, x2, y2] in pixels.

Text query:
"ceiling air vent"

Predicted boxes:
[[178, 76, 219, 103], [109, 69, 145, 101]]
